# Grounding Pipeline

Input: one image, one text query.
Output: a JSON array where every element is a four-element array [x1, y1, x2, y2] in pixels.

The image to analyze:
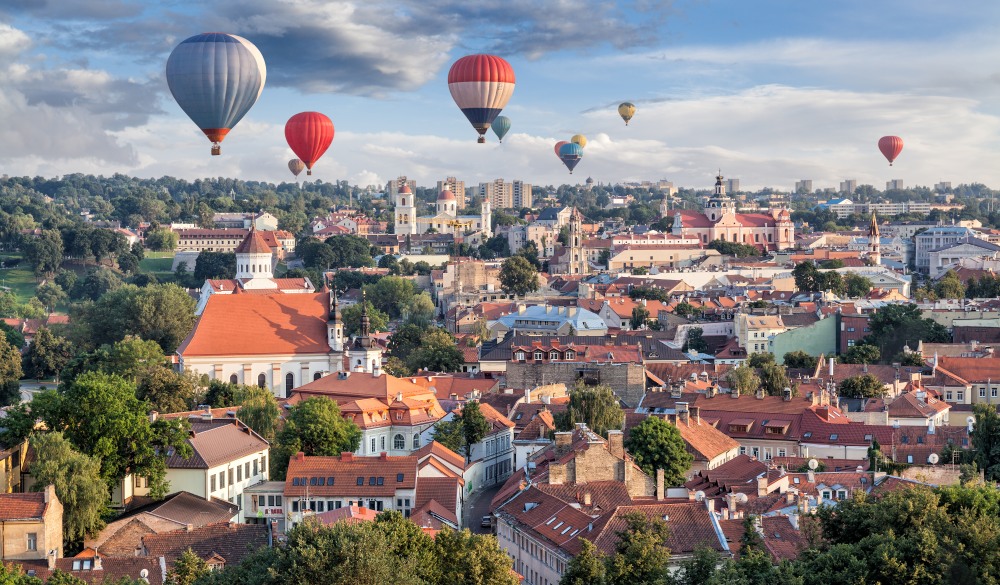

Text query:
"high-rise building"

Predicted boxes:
[[794, 179, 813, 193], [886, 179, 905, 191], [512, 180, 532, 209], [934, 181, 952, 192], [725, 178, 740, 194], [437, 177, 466, 210], [386, 176, 416, 196], [840, 179, 857, 195], [478, 179, 512, 209]]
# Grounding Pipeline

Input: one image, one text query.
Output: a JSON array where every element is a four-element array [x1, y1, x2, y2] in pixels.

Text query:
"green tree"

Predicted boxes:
[[935, 270, 966, 299], [498, 256, 539, 297], [28, 433, 107, 543], [624, 416, 693, 484], [167, 548, 210, 585], [62, 336, 166, 384], [842, 343, 880, 365], [324, 235, 376, 268], [0, 333, 22, 407], [30, 372, 192, 495], [838, 374, 887, 398], [340, 301, 389, 337], [236, 386, 282, 442], [70, 283, 196, 353], [0, 320, 24, 350], [707, 240, 761, 258], [365, 276, 416, 318], [782, 350, 817, 371], [24, 229, 63, 277], [682, 327, 709, 354], [604, 512, 672, 585], [117, 251, 140, 275], [193, 251, 236, 282], [746, 353, 775, 369], [555, 382, 624, 438], [560, 539, 606, 585], [758, 362, 791, 396], [23, 326, 73, 381], [71, 267, 124, 301], [674, 547, 722, 585], [630, 306, 650, 330], [434, 527, 520, 585], [460, 402, 491, 461], [401, 292, 435, 328], [862, 303, 950, 361], [726, 364, 760, 397], [972, 403, 1000, 480], [136, 368, 202, 413], [406, 328, 464, 373], [629, 286, 670, 302], [792, 262, 819, 292], [431, 418, 464, 455], [387, 324, 424, 364], [843, 273, 873, 297], [34, 281, 67, 311], [144, 228, 178, 251], [272, 398, 361, 480]]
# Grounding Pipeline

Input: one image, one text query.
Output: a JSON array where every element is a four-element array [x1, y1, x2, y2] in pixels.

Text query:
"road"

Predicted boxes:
[[465, 483, 503, 534], [20, 381, 57, 403]]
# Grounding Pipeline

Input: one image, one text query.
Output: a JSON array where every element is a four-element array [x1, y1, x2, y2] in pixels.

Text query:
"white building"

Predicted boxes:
[[393, 185, 491, 238]]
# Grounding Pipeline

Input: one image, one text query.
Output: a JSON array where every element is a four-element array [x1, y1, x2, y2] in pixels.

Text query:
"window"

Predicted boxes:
[[237, 466, 243, 482], [314, 372, 322, 381], [309, 477, 316, 486], [285, 373, 294, 393], [267, 495, 275, 506], [397, 473, 405, 483], [739, 446, 747, 455], [229, 374, 238, 384], [515, 351, 525, 361], [981, 387, 987, 398], [356, 477, 364, 486], [394, 434, 405, 450], [549, 351, 559, 360], [946, 391, 953, 401], [565, 351, 575, 360], [253, 460, 258, 476], [228, 469, 234, 485], [837, 490, 847, 500], [380, 436, 385, 450], [211, 476, 217, 491], [26, 533, 36, 552], [907, 455, 914, 463], [822, 490, 831, 500], [777, 448, 787, 457], [369, 477, 377, 486], [413, 434, 420, 449], [220, 471, 226, 488], [370, 438, 376, 453], [377, 477, 384, 486], [257, 373, 266, 388], [534, 351, 543, 360], [958, 391, 965, 401], [992, 387, 997, 398]]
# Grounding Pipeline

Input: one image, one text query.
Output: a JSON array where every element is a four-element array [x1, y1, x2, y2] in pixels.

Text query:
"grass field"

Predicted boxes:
[[0, 266, 39, 302], [140, 252, 175, 273]]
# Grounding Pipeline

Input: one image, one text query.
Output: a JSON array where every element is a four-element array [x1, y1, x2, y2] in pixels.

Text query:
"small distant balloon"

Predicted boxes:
[[558, 142, 584, 174], [878, 135, 904, 166], [618, 102, 636, 126], [285, 112, 334, 176], [491, 116, 511, 143], [554, 140, 569, 158], [288, 158, 305, 178], [166, 33, 267, 156], [571, 134, 587, 149]]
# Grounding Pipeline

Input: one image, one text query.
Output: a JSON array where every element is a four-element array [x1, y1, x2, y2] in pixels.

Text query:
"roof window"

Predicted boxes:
[[397, 473, 404, 483], [356, 477, 364, 486]]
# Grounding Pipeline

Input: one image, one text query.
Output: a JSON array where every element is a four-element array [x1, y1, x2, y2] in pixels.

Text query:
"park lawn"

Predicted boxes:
[[140, 253, 175, 273], [0, 266, 39, 302]]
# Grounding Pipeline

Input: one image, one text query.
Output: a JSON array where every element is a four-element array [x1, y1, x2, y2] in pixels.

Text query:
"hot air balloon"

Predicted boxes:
[[618, 102, 636, 126], [491, 115, 511, 143], [285, 112, 334, 176], [166, 33, 266, 156], [288, 158, 305, 178], [554, 140, 569, 158], [448, 54, 515, 143], [559, 142, 584, 174], [571, 134, 587, 149], [878, 136, 904, 166]]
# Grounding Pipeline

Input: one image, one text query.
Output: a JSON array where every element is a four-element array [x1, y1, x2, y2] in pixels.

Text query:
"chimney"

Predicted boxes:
[[757, 475, 768, 496], [373, 359, 382, 377], [807, 468, 815, 483], [786, 490, 795, 505], [677, 402, 690, 426], [525, 388, 531, 404], [340, 452, 353, 462], [149, 411, 158, 423], [656, 469, 665, 501], [186, 523, 194, 532], [93, 555, 102, 571], [705, 497, 715, 513], [783, 387, 792, 401], [607, 430, 625, 459], [755, 388, 765, 400], [44, 484, 55, 504], [555, 432, 573, 449], [380, 452, 388, 460], [583, 492, 592, 506]]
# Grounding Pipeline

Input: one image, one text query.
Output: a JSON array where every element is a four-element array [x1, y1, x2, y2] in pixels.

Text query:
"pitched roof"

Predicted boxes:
[[178, 292, 331, 357], [234, 227, 273, 254], [284, 452, 418, 498], [0, 491, 47, 520], [165, 419, 268, 469], [20, 557, 165, 585], [142, 522, 268, 566]]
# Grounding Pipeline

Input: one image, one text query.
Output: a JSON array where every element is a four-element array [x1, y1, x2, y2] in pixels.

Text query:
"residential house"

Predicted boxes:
[[0, 487, 62, 562]]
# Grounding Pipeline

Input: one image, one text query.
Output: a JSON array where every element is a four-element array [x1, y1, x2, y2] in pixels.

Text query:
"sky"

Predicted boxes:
[[2, 0, 1000, 192]]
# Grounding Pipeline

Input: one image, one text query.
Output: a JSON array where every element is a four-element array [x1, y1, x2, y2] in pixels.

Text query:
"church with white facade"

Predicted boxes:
[[393, 185, 491, 238]]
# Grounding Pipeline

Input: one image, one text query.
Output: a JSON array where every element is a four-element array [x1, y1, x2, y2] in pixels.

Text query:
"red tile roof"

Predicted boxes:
[[178, 292, 331, 357], [141, 522, 268, 566], [285, 452, 417, 498], [0, 491, 47, 520]]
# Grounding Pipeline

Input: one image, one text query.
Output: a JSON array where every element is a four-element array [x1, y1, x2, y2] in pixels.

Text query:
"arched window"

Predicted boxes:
[[257, 373, 266, 388], [285, 373, 294, 393], [413, 434, 420, 449], [229, 374, 238, 384], [313, 372, 322, 381], [393, 434, 405, 450]]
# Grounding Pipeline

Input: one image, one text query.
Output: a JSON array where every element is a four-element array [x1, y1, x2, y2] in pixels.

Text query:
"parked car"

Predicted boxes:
[[481, 515, 492, 528]]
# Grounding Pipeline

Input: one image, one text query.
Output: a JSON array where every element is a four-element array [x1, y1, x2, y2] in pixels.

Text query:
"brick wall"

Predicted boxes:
[[506, 362, 647, 407]]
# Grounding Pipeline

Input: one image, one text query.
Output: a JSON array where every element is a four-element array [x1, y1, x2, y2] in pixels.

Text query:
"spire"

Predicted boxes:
[[869, 211, 880, 238], [359, 289, 370, 339]]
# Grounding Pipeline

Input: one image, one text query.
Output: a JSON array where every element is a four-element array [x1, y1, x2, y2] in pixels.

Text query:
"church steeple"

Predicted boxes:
[[327, 284, 344, 354], [358, 290, 371, 340], [348, 289, 382, 374], [869, 211, 881, 266]]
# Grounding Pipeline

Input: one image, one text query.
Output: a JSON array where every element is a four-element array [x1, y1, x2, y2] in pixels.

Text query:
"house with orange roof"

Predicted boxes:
[[429, 401, 516, 491], [0, 486, 62, 563]]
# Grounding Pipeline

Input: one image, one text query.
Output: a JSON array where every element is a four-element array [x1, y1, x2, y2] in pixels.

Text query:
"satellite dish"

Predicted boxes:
[[139, 570, 149, 578], [695, 490, 706, 502], [735, 493, 749, 504], [928, 453, 939, 465], [807, 458, 819, 470], [968, 415, 976, 425]]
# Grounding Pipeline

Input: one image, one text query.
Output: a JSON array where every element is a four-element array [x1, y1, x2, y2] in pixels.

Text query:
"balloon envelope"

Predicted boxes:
[[878, 136, 904, 166], [559, 142, 584, 173], [618, 102, 636, 125], [448, 54, 515, 143], [285, 112, 335, 176], [491, 115, 511, 142], [166, 33, 266, 155], [288, 158, 305, 177], [571, 134, 587, 149], [554, 140, 569, 158]]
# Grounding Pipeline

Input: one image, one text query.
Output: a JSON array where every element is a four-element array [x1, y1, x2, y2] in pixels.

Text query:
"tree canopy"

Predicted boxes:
[[555, 382, 624, 438], [624, 416, 693, 484], [498, 256, 539, 297]]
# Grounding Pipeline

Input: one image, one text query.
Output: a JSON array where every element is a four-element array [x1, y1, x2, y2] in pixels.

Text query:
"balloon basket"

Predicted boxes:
[[307, 170, 312, 176], [211, 144, 221, 156], [478, 136, 485, 144]]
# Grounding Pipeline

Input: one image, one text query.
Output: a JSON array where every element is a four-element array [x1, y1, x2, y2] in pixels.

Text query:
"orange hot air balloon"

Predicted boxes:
[[554, 140, 569, 158], [878, 136, 904, 166]]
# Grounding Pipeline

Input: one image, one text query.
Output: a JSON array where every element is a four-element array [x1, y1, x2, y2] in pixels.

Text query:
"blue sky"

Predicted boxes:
[[1, 0, 999, 192]]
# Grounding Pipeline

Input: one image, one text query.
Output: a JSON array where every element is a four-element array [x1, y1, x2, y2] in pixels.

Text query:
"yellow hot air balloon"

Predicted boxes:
[[618, 102, 636, 126], [571, 134, 587, 149]]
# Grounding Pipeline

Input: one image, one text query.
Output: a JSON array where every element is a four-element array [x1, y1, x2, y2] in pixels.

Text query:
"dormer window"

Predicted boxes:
[[515, 351, 525, 361], [534, 351, 544, 361], [549, 351, 560, 360], [565, 351, 575, 360]]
